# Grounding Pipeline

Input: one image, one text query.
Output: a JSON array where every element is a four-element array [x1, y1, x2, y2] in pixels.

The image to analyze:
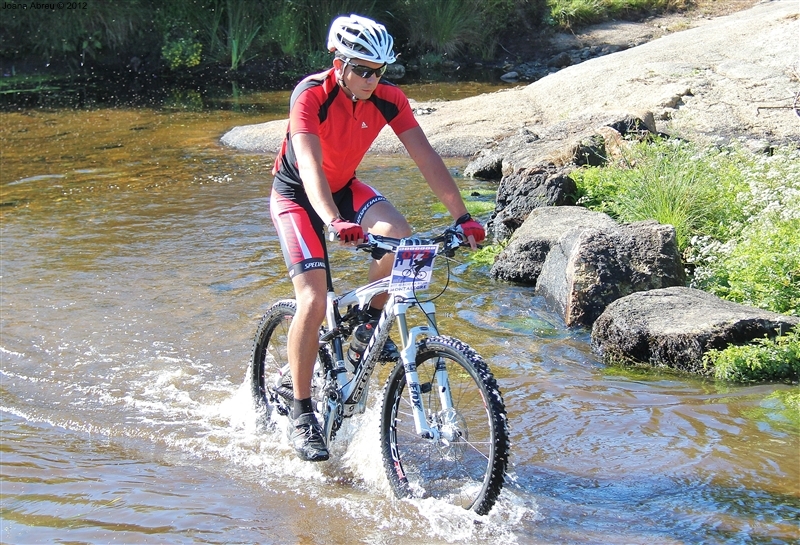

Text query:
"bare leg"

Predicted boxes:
[[288, 268, 327, 401]]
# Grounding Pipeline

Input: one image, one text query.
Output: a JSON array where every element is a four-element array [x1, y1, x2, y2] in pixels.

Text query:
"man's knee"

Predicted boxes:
[[362, 201, 410, 238], [293, 271, 328, 319]]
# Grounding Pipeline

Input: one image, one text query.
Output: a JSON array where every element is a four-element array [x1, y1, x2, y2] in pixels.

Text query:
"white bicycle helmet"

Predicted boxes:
[[327, 14, 396, 64]]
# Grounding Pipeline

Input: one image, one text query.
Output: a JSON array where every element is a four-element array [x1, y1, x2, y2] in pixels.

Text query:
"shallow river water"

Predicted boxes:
[[1, 84, 798, 544]]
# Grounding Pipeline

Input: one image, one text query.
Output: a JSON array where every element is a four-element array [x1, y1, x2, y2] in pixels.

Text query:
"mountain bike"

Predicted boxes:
[[249, 227, 510, 515]]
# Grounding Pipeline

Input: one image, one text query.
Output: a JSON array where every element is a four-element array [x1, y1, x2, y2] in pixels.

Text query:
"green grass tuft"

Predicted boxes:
[[703, 328, 800, 383]]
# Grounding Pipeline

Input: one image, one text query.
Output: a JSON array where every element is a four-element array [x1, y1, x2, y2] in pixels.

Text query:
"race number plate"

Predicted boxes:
[[388, 243, 438, 293]]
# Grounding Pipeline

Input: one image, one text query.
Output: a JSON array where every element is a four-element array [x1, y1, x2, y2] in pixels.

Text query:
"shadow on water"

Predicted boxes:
[[0, 70, 293, 114]]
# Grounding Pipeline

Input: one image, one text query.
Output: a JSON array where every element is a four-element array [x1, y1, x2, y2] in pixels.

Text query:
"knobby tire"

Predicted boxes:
[[250, 300, 298, 416], [380, 335, 510, 515]]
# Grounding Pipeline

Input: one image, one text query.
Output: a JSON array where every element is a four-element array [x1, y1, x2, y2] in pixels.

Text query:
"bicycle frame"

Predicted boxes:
[[319, 246, 452, 444]]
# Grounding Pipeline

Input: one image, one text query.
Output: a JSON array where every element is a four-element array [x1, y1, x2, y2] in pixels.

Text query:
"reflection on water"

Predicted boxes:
[[1, 87, 798, 544]]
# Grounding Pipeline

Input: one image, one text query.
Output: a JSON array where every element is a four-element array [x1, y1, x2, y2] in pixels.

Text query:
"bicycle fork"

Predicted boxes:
[[394, 300, 454, 441]]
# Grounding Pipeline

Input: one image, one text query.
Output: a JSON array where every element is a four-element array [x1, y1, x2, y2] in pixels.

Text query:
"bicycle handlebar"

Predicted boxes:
[[357, 228, 468, 256]]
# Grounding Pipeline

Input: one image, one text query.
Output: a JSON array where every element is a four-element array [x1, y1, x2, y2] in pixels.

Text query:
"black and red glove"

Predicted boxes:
[[455, 213, 485, 245], [328, 218, 364, 243]]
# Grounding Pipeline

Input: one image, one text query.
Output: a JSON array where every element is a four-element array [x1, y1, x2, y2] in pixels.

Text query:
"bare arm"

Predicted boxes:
[[397, 126, 469, 221], [291, 132, 340, 225]]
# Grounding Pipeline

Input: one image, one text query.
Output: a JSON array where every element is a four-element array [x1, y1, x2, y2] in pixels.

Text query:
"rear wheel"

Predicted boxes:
[[250, 300, 297, 417], [250, 300, 329, 419], [380, 335, 509, 515]]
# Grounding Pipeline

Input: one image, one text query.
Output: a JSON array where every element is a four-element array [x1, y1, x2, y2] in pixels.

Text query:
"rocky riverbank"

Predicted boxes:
[[495, 0, 764, 82], [221, 0, 799, 161]]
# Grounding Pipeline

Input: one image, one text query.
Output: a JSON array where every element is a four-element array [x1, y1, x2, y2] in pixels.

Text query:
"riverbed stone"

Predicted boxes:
[[591, 287, 800, 373], [490, 206, 616, 284], [464, 127, 540, 180], [491, 207, 686, 327]]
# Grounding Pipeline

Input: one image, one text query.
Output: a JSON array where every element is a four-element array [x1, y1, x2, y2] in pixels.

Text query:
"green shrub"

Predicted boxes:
[[261, 0, 381, 58], [690, 146, 800, 316], [225, 0, 262, 70], [402, 0, 529, 59], [162, 36, 203, 70], [265, 4, 306, 57], [405, 0, 482, 57], [0, 0, 144, 67], [547, 0, 605, 28], [571, 160, 621, 214], [419, 52, 445, 68], [697, 216, 800, 315], [547, 0, 689, 28], [300, 50, 331, 72], [703, 328, 800, 383]]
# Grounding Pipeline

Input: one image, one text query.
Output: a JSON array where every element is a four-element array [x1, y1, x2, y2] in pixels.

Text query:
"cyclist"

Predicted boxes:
[[269, 14, 485, 461]]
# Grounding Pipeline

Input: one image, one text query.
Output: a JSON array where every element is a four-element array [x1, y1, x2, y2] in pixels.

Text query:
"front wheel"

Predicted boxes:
[[380, 335, 509, 515]]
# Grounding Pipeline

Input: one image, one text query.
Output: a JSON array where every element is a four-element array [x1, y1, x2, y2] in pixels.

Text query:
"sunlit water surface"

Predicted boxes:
[[1, 86, 798, 544]]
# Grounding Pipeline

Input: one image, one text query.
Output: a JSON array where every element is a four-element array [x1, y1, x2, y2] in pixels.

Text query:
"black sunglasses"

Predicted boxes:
[[345, 60, 387, 79]]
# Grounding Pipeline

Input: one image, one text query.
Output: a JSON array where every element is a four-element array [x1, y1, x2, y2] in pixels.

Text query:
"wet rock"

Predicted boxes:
[[490, 206, 615, 285], [464, 113, 658, 177], [464, 127, 540, 180], [462, 153, 503, 181], [548, 52, 573, 68], [412, 106, 437, 116], [491, 207, 687, 327], [534, 219, 686, 327], [500, 71, 520, 82]]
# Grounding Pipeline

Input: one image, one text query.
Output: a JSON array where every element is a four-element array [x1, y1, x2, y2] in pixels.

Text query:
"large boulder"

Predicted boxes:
[[463, 128, 540, 180], [463, 114, 657, 181], [591, 287, 800, 373], [491, 207, 686, 327], [490, 206, 615, 285], [536, 219, 686, 327]]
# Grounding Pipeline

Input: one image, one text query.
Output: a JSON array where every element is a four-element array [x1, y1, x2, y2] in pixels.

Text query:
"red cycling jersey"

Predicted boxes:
[[272, 69, 419, 193], [270, 69, 419, 278]]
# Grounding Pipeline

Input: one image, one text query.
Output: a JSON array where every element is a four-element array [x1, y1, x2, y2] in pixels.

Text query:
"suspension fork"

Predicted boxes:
[[394, 299, 447, 439], [324, 290, 349, 388], [434, 358, 454, 413]]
